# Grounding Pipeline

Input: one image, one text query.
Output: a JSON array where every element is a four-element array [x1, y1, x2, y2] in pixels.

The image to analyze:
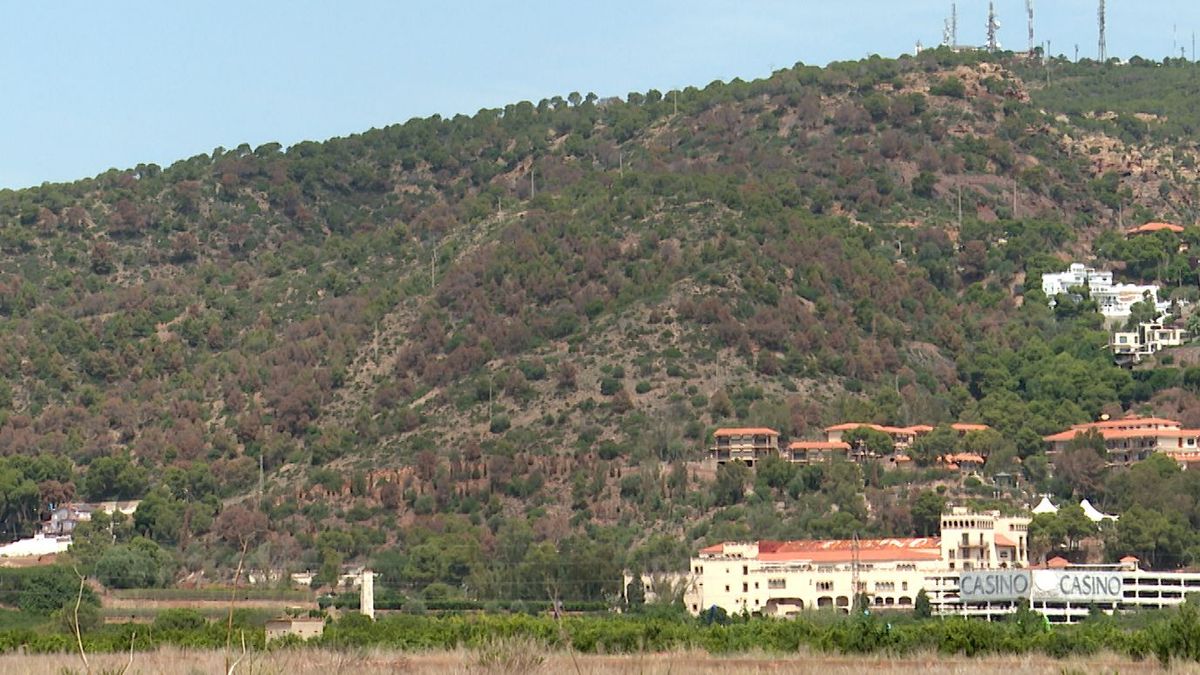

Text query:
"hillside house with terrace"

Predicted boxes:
[[709, 428, 780, 468]]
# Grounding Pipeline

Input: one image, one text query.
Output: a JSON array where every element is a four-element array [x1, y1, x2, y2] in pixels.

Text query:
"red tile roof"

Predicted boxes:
[[788, 441, 851, 451], [946, 453, 985, 464], [1044, 427, 1200, 442], [994, 533, 1017, 547], [756, 538, 942, 563], [713, 427, 780, 437], [1128, 222, 1185, 235], [700, 538, 942, 563], [825, 422, 990, 435]]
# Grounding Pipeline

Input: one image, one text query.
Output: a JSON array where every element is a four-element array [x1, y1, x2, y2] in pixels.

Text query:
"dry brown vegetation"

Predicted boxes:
[[0, 647, 1188, 675]]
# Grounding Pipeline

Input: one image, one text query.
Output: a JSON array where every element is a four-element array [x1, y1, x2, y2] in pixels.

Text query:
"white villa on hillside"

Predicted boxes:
[[1041, 263, 1166, 319], [1111, 322, 1187, 364]]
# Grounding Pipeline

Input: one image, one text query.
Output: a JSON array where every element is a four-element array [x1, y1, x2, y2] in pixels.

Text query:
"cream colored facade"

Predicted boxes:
[[709, 428, 780, 468], [939, 507, 1029, 571], [688, 509, 1030, 617]]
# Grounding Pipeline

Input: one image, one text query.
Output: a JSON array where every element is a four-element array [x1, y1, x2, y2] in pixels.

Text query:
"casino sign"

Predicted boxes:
[[958, 569, 1124, 603]]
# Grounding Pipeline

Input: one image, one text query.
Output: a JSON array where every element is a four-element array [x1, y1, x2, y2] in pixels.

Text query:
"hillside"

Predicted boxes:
[[4, 49, 1200, 596]]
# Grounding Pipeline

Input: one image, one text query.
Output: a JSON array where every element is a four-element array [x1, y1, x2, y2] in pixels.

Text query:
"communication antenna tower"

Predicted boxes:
[[952, 3, 958, 48], [1026, 0, 1035, 54], [943, 17, 953, 47], [1098, 0, 1107, 62], [986, 2, 1001, 53]]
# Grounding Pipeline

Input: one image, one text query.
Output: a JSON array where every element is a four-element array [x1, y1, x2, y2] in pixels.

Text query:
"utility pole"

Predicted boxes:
[[1098, 0, 1107, 62], [957, 185, 963, 228], [430, 242, 437, 288], [851, 532, 861, 611]]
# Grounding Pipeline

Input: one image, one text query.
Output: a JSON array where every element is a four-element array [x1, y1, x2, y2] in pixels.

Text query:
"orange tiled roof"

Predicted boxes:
[[946, 453, 985, 464], [1044, 427, 1200, 442], [756, 537, 942, 563], [826, 422, 989, 435], [1070, 416, 1182, 430], [713, 427, 780, 437], [788, 441, 851, 451], [1046, 556, 1071, 568], [825, 422, 890, 433], [1128, 221, 1185, 235], [994, 533, 1018, 547]]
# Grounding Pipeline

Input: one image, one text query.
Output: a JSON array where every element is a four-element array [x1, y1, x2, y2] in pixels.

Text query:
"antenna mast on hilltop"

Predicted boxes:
[[1098, 0, 1107, 61], [1026, 0, 1035, 53], [951, 3, 959, 48], [987, 2, 1001, 53]]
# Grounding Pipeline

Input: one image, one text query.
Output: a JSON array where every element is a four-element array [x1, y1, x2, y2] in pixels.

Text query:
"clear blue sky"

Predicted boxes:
[[2, 1, 1199, 189]]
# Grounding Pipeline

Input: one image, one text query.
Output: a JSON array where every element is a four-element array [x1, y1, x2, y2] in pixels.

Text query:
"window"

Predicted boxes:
[[768, 579, 786, 590], [743, 565, 748, 576], [817, 581, 833, 592], [902, 582, 908, 591], [725, 585, 730, 592], [742, 583, 748, 593]]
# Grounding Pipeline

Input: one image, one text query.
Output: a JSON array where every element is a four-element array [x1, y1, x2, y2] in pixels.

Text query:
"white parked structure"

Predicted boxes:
[[1041, 263, 1166, 319]]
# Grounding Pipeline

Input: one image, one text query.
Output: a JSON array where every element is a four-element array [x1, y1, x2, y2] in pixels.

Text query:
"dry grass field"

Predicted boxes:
[[0, 647, 1191, 675]]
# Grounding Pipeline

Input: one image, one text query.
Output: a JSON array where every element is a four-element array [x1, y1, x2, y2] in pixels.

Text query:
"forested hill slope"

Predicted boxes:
[[2, 49, 1200, 581]]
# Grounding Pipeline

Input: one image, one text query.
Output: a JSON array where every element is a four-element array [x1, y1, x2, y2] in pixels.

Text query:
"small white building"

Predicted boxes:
[[265, 616, 325, 642]]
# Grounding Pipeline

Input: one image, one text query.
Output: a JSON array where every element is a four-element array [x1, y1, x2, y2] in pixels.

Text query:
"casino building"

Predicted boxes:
[[688, 507, 1200, 623]]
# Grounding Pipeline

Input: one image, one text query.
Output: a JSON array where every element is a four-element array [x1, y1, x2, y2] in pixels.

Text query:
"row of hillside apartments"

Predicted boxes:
[[708, 423, 992, 473], [711, 412, 1200, 475]]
